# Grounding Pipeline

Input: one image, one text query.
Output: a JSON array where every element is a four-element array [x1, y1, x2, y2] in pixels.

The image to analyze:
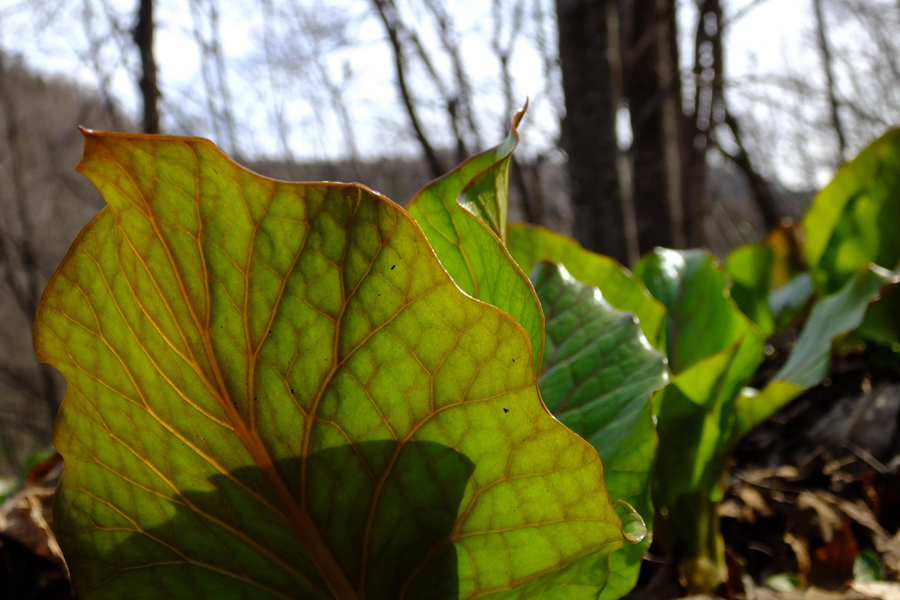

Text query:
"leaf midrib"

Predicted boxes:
[[93, 137, 356, 599]]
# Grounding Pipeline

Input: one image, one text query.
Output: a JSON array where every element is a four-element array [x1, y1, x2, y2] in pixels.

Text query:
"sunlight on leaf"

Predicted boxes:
[[529, 262, 666, 600], [508, 224, 664, 349], [804, 129, 900, 293], [35, 131, 625, 600], [406, 107, 544, 372], [634, 249, 763, 378]]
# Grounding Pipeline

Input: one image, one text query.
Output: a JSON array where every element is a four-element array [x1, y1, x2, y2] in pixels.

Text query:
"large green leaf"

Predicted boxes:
[[530, 262, 665, 600], [633, 249, 764, 379], [406, 109, 543, 371], [734, 264, 898, 438], [803, 129, 900, 292], [35, 132, 625, 600], [507, 224, 664, 348], [635, 249, 764, 593]]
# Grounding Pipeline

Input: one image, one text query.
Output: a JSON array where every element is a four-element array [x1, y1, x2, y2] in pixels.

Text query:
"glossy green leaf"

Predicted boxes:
[[530, 262, 667, 600], [634, 249, 764, 379], [651, 346, 740, 593], [724, 243, 775, 336], [769, 273, 814, 333], [735, 265, 898, 438], [507, 224, 664, 348], [803, 128, 900, 292], [855, 281, 900, 353], [406, 109, 543, 371], [35, 132, 626, 600], [635, 249, 765, 593]]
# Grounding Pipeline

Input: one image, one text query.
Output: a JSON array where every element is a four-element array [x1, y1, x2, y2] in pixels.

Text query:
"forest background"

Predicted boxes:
[[0, 0, 899, 482]]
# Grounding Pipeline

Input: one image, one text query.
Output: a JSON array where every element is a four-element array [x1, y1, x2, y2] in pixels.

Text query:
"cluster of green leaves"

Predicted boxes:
[[34, 113, 900, 599], [35, 113, 659, 600], [639, 129, 900, 592]]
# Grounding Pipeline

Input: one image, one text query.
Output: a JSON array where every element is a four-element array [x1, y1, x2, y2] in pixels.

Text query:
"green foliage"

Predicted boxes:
[[803, 128, 900, 293], [33, 115, 900, 600], [35, 131, 628, 599], [405, 109, 544, 372], [529, 262, 665, 600], [507, 224, 664, 348], [639, 132, 900, 593], [724, 242, 775, 336], [735, 264, 898, 437], [633, 250, 764, 591]]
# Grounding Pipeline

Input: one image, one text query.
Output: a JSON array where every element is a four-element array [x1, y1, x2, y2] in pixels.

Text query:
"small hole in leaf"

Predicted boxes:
[[503, 408, 509, 413], [391, 264, 396, 270]]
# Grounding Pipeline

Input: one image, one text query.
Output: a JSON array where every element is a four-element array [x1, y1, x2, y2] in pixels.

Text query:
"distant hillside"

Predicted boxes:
[[0, 53, 130, 472]]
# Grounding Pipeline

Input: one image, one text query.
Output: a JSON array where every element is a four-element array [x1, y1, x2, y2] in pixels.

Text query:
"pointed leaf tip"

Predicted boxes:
[[511, 99, 529, 131]]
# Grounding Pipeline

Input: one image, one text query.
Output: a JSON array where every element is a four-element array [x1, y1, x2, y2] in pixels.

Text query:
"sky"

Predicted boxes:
[[0, 0, 825, 184]]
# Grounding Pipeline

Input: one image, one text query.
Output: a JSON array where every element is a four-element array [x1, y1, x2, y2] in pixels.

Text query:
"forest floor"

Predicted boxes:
[[629, 352, 900, 600]]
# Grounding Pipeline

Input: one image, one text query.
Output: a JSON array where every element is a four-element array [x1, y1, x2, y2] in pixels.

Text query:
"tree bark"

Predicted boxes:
[[134, 0, 160, 134], [556, 0, 628, 264], [623, 0, 686, 253]]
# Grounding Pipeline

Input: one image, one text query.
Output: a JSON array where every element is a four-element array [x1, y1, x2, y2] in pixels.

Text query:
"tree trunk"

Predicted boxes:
[[556, 0, 628, 264], [623, 0, 686, 253], [134, 0, 159, 134]]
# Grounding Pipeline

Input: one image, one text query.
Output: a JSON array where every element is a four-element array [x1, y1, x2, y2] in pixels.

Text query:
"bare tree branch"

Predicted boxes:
[[371, 0, 444, 179], [721, 0, 772, 30], [813, 0, 847, 165], [718, 110, 782, 230], [133, 0, 159, 133], [422, 0, 483, 148]]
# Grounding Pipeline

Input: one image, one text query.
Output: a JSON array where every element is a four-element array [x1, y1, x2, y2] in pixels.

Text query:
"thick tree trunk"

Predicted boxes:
[[556, 0, 628, 264]]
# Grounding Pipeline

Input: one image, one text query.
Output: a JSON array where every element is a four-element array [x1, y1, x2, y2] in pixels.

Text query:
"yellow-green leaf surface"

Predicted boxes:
[[803, 129, 900, 293], [530, 262, 665, 600], [406, 109, 543, 371], [35, 132, 624, 600], [507, 224, 664, 349]]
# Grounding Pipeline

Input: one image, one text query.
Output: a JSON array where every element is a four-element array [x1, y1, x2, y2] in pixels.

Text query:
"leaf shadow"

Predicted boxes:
[[98, 440, 474, 600]]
